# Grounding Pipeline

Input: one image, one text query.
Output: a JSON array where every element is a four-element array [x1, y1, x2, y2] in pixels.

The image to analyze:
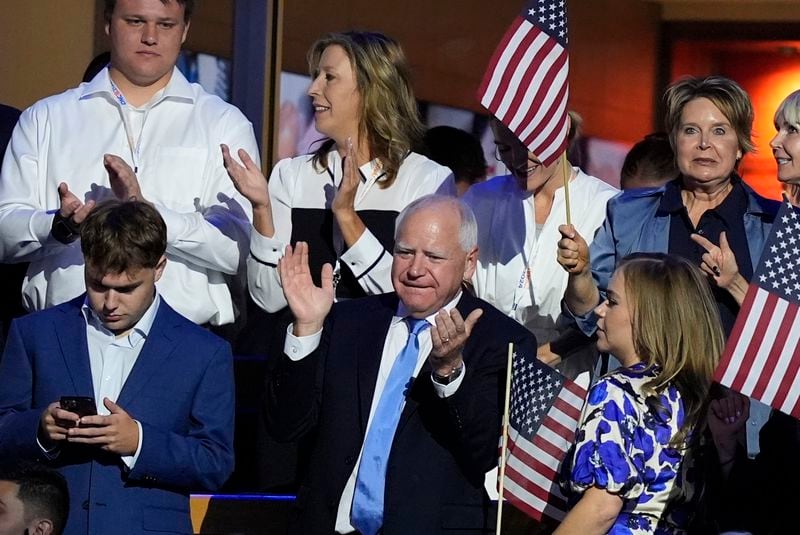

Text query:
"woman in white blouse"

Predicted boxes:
[[222, 31, 454, 313]]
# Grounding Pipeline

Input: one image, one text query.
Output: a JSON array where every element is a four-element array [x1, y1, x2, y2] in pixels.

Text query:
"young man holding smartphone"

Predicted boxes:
[[0, 200, 235, 535]]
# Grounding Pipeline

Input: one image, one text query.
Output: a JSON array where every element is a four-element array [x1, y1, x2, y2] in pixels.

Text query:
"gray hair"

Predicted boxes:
[[394, 194, 477, 251]]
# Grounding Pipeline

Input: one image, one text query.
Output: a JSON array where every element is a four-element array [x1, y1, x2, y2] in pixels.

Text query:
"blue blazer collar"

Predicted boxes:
[[54, 297, 94, 397], [117, 300, 183, 407]]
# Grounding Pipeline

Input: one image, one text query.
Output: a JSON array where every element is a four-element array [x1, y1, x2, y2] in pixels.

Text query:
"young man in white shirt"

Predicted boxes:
[[0, 0, 258, 326]]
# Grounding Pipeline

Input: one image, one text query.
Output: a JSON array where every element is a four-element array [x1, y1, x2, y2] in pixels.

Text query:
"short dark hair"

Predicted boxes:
[[620, 132, 678, 190], [0, 462, 69, 535], [422, 126, 487, 187], [80, 200, 167, 274], [104, 0, 195, 23]]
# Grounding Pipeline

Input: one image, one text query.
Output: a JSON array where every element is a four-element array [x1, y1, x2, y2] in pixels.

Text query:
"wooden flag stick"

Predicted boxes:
[[496, 342, 516, 535], [561, 151, 572, 226]]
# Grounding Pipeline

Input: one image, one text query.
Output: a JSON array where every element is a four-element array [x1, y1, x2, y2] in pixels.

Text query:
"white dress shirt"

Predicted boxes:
[[81, 293, 160, 468], [283, 294, 465, 533], [464, 170, 619, 344], [0, 67, 258, 325]]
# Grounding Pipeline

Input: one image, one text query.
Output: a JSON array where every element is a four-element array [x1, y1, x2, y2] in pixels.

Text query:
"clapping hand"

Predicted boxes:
[[332, 138, 359, 216], [428, 308, 483, 377], [57, 182, 95, 224], [279, 241, 334, 336], [221, 144, 270, 209], [104, 154, 144, 202]]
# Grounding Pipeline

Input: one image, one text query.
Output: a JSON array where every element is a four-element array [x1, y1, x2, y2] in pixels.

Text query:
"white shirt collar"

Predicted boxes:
[[81, 292, 161, 344], [79, 66, 194, 103], [326, 149, 387, 182], [394, 290, 463, 327]]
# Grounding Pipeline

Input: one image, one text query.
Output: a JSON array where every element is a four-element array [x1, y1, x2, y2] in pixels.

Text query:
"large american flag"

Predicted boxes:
[[478, 0, 570, 167], [716, 200, 800, 418], [502, 350, 589, 521]]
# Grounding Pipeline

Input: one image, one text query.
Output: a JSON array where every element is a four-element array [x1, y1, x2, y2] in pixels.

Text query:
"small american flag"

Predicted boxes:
[[502, 350, 589, 522], [478, 0, 570, 167], [716, 200, 800, 418]]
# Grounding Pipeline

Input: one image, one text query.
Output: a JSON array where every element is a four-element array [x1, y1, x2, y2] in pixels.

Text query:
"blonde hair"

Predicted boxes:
[[775, 89, 800, 132], [775, 90, 800, 203], [664, 75, 755, 157], [307, 31, 424, 188], [617, 253, 724, 444]]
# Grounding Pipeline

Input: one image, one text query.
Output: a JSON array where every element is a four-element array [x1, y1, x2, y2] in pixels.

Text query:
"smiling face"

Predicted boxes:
[[307, 44, 361, 145], [490, 119, 560, 193], [106, 0, 188, 93], [594, 271, 638, 367], [391, 205, 477, 318], [85, 257, 165, 336], [675, 97, 741, 188], [771, 114, 800, 186]]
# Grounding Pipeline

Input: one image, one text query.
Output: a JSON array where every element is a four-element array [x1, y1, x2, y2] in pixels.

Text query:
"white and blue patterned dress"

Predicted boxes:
[[560, 362, 694, 534]]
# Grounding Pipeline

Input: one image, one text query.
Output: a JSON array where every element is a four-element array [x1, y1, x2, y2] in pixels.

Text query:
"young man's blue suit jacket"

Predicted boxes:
[[0, 295, 235, 535]]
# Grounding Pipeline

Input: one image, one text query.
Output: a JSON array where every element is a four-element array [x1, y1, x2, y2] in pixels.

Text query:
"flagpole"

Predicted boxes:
[[561, 151, 572, 226], [496, 342, 515, 535]]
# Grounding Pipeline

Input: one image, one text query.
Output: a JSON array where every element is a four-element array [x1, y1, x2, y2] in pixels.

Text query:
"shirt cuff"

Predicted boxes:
[[152, 203, 190, 244], [250, 228, 285, 267], [121, 420, 144, 470], [284, 323, 322, 361], [339, 229, 385, 279], [430, 363, 467, 398], [35, 211, 56, 243], [36, 436, 60, 460]]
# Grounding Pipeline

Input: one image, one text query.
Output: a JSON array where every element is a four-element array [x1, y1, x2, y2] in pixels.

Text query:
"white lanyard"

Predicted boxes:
[[110, 77, 148, 174], [510, 195, 539, 313]]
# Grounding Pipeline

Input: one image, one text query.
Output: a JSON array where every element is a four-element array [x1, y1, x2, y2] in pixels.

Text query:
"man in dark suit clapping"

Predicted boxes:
[[266, 194, 538, 535]]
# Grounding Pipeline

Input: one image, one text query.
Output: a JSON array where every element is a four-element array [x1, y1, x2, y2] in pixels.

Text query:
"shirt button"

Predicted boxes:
[[82, 500, 90, 510], [698, 229, 705, 235]]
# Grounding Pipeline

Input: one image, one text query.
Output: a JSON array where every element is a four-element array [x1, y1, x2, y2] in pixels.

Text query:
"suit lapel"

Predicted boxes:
[[356, 296, 398, 434], [117, 302, 180, 408], [55, 298, 94, 396]]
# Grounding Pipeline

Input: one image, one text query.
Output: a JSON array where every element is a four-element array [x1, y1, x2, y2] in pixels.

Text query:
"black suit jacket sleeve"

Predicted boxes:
[[264, 314, 333, 443]]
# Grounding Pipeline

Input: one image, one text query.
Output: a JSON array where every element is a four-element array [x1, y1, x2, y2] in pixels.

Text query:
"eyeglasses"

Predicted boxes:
[[494, 144, 531, 164]]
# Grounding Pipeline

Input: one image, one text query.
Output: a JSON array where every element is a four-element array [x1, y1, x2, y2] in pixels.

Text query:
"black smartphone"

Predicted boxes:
[[60, 396, 97, 417]]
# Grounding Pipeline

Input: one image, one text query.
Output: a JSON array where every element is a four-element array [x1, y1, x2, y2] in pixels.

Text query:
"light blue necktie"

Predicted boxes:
[[351, 317, 429, 535]]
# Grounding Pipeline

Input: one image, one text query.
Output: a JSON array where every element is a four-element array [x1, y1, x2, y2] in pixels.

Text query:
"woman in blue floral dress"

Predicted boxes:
[[556, 254, 724, 534]]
